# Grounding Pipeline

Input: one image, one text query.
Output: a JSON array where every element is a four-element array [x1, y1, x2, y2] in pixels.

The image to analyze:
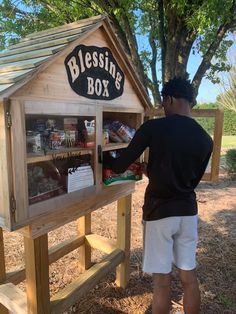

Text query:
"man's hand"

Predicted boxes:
[[102, 154, 115, 168]]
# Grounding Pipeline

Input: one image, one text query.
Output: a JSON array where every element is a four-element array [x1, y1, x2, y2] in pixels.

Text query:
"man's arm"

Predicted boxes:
[[107, 121, 151, 174]]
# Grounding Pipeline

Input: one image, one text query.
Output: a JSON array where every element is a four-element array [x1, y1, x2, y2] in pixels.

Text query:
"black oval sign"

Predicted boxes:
[[64, 45, 125, 100]]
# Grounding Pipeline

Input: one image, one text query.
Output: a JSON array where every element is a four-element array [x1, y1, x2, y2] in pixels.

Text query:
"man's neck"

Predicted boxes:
[[170, 101, 192, 117]]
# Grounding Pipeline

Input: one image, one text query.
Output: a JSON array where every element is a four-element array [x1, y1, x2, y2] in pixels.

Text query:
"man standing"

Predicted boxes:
[[105, 77, 213, 314]]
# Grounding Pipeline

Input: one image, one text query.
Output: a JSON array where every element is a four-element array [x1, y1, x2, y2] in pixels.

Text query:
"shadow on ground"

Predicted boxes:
[[66, 183, 236, 314]]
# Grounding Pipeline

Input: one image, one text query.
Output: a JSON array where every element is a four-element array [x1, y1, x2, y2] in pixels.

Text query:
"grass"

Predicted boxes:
[[219, 294, 236, 310], [221, 136, 236, 149]]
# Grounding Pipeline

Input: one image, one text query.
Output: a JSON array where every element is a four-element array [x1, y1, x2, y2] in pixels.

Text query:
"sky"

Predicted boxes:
[[137, 33, 236, 105]]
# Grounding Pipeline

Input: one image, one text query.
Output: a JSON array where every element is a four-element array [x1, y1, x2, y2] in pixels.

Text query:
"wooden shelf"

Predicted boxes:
[[27, 147, 94, 164], [102, 143, 129, 152]]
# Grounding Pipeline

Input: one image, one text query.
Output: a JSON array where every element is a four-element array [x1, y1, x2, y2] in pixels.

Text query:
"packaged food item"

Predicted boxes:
[[50, 131, 65, 150], [103, 129, 109, 145], [84, 120, 95, 147], [64, 118, 78, 130], [35, 119, 46, 132], [26, 131, 41, 153], [107, 129, 123, 143], [103, 162, 142, 186], [64, 117, 78, 147], [46, 119, 56, 130], [103, 120, 135, 143], [111, 121, 134, 143], [65, 130, 77, 147]]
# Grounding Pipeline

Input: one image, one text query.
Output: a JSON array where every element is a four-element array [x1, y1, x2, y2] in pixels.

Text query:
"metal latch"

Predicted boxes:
[[6, 110, 12, 128], [10, 195, 16, 221]]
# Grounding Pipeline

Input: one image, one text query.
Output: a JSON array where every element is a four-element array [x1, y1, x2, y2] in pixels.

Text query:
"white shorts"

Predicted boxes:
[[143, 215, 198, 274]]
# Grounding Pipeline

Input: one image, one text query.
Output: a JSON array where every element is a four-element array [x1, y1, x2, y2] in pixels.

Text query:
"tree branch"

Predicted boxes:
[[192, 22, 236, 98], [192, 1, 236, 98], [149, 9, 161, 105], [157, 0, 166, 83]]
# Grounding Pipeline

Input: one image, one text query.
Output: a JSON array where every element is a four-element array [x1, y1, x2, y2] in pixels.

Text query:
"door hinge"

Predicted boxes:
[[10, 195, 16, 221], [6, 110, 12, 128]]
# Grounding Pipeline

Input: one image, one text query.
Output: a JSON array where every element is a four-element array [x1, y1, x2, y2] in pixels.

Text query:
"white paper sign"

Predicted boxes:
[[67, 166, 94, 193]]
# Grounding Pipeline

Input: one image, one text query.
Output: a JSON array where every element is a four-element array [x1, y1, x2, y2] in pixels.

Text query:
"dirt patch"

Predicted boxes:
[[2, 175, 236, 314]]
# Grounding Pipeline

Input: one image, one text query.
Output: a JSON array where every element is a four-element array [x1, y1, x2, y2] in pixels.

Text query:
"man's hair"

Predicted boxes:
[[161, 76, 194, 103]]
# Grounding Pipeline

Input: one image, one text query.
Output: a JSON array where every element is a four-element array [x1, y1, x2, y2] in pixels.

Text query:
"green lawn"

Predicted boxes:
[[221, 136, 236, 149]]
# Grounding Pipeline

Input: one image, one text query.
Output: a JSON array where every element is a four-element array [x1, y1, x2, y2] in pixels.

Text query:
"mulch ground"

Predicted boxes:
[[2, 175, 236, 314]]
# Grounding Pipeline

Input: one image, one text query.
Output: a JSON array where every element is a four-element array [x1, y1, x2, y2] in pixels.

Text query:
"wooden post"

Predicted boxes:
[[24, 233, 50, 314], [211, 109, 224, 182], [0, 228, 9, 314], [116, 194, 132, 288], [78, 214, 92, 271]]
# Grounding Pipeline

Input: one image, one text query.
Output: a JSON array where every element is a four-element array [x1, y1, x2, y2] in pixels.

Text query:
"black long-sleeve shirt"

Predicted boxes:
[[110, 114, 213, 221]]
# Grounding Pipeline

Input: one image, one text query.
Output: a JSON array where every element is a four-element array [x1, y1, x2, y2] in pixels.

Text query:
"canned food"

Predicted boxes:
[[50, 131, 65, 150], [103, 129, 109, 145], [26, 131, 41, 153]]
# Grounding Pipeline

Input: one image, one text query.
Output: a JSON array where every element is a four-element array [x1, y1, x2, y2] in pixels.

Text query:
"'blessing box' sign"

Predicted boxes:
[[65, 45, 125, 100]]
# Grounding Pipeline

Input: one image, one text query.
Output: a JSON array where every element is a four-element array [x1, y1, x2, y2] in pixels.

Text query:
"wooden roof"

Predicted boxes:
[[0, 15, 151, 108]]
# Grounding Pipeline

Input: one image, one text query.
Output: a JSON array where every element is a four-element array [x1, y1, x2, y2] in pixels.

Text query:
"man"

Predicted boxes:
[[105, 77, 213, 314]]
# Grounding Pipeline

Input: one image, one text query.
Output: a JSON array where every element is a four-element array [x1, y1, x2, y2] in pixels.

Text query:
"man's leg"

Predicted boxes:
[[179, 269, 200, 314], [152, 273, 171, 314]]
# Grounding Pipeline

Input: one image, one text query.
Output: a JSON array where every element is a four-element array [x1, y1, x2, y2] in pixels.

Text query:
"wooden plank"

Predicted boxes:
[[24, 233, 50, 314], [201, 172, 211, 181], [0, 57, 48, 74], [86, 234, 117, 254], [49, 234, 85, 264], [27, 148, 94, 164], [116, 194, 132, 288], [135, 113, 144, 163], [0, 100, 13, 230], [10, 100, 28, 226], [24, 100, 97, 116], [211, 109, 224, 181], [102, 106, 144, 113], [18, 183, 135, 238], [28, 185, 97, 221], [102, 143, 129, 152], [6, 235, 85, 285], [50, 248, 125, 314], [0, 283, 27, 314], [78, 215, 92, 271], [5, 269, 25, 286], [0, 228, 9, 314], [0, 45, 64, 65], [145, 108, 218, 118], [0, 69, 33, 84]]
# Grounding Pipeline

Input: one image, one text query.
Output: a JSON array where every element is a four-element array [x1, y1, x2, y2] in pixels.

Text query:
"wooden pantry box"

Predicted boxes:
[[0, 15, 151, 232]]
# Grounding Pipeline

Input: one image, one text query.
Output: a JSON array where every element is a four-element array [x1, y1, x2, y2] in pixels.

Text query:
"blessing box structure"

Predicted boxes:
[[0, 15, 151, 314]]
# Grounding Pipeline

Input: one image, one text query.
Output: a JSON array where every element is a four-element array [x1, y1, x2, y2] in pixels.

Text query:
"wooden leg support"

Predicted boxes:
[[0, 228, 9, 314], [78, 214, 92, 271], [116, 194, 132, 288], [24, 234, 50, 314]]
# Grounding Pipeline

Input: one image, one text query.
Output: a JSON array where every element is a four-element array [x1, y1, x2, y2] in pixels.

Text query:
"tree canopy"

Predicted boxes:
[[1, 0, 236, 106]]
